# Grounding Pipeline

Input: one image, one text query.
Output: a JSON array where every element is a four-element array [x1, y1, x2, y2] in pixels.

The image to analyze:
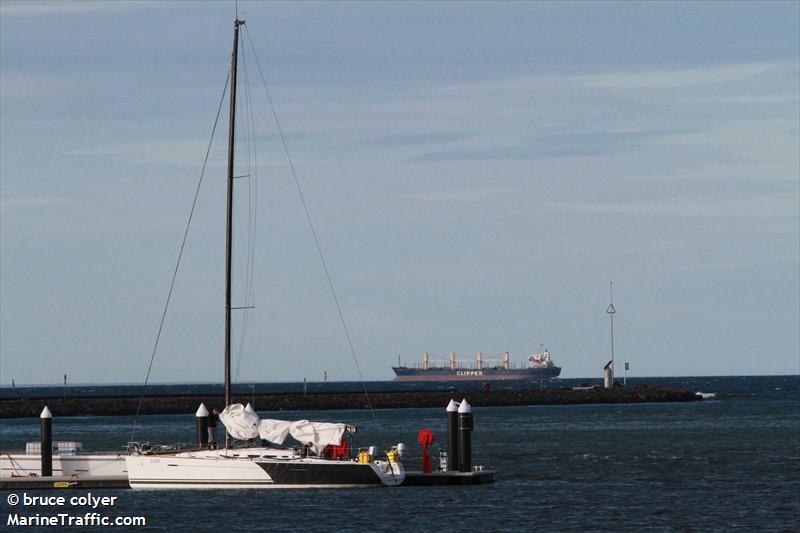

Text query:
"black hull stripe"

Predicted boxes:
[[131, 480, 272, 485], [257, 462, 383, 485]]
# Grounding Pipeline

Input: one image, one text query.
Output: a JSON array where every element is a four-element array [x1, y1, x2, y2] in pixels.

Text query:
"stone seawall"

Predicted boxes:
[[0, 386, 700, 418]]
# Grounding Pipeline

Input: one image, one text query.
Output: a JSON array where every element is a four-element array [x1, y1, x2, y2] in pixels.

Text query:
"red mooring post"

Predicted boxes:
[[417, 428, 434, 474]]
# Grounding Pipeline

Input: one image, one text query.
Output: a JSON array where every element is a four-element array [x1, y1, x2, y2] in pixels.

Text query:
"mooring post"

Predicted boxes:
[[458, 399, 473, 473], [40, 406, 53, 477], [196, 403, 209, 448], [446, 399, 459, 472]]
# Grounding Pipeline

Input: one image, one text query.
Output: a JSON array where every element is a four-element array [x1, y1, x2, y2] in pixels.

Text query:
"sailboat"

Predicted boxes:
[[124, 19, 404, 489]]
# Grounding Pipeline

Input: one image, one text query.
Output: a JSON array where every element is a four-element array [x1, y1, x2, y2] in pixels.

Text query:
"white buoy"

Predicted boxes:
[[397, 443, 406, 458]]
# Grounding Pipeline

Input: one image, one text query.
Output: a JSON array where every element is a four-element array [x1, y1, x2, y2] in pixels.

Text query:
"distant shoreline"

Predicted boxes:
[[0, 385, 701, 419], [1, 374, 792, 389]]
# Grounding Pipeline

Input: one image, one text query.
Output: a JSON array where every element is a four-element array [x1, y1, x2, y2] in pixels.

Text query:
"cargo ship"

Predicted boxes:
[[392, 349, 561, 382]]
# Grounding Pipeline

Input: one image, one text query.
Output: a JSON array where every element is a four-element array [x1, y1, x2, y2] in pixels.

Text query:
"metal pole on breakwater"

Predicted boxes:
[[607, 281, 616, 385]]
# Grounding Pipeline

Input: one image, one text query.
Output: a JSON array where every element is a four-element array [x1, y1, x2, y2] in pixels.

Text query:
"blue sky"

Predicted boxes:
[[1, 1, 798, 384]]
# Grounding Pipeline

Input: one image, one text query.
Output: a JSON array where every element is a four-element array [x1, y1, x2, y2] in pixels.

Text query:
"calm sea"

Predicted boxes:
[[1, 375, 798, 532]]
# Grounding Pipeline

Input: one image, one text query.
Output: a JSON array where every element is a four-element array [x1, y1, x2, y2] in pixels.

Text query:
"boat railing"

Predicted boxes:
[[126, 442, 195, 455]]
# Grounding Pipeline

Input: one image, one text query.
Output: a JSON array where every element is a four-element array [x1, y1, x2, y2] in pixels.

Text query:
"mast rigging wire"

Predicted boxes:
[[243, 26, 382, 429], [129, 72, 231, 443], [234, 29, 259, 383]]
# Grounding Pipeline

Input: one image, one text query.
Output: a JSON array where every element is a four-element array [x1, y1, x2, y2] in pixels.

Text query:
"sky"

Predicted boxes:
[[1, 1, 798, 385]]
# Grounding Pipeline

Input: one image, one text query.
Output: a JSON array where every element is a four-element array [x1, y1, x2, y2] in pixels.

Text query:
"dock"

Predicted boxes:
[[0, 472, 493, 489], [0, 475, 129, 490], [403, 470, 495, 486]]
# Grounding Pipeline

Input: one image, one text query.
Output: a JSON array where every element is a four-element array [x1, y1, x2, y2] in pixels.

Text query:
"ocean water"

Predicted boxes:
[[1, 375, 798, 532]]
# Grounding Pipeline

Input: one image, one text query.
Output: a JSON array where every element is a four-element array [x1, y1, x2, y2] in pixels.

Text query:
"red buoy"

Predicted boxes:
[[417, 428, 435, 473]]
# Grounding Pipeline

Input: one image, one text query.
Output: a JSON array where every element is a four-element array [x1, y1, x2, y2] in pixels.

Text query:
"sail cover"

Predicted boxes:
[[220, 404, 260, 440], [259, 419, 293, 446], [289, 421, 348, 455], [259, 419, 353, 454]]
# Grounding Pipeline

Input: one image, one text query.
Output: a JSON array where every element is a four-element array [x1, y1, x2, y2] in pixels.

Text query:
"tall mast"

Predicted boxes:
[[225, 19, 244, 410]]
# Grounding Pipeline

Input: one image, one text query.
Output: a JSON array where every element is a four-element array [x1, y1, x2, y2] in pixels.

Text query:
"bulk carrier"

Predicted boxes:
[[392, 349, 561, 382]]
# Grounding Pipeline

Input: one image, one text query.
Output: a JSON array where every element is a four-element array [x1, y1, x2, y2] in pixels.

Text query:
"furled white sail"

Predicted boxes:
[[289, 421, 348, 455], [220, 403, 260, 440], [259, 419, 293, 445], [258, 419, 352, 454]]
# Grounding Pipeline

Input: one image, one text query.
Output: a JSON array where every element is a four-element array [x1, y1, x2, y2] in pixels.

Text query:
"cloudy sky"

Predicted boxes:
[[1, 1, 798, 385]]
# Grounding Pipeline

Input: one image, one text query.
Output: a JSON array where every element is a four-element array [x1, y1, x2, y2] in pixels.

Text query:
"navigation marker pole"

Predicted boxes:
[[607, 281, 616, 386]]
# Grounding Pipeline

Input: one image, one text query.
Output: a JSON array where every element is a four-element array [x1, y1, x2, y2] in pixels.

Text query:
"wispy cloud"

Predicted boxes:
[[576, 62, 785, 90], [409, 129, 683, 162], [66, 139, 217, 168], [0, 1, 146, 16], [525, 193, 796, 220], [0, 72, 74, 99], [360, 131, 471, 147], [436, 62, 795, 95], [0, 190, 71, 209], [405, 186, 512, 205], [685, 93, 800, 104]]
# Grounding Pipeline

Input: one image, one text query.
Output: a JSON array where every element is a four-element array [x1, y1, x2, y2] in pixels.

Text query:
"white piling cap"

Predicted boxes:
[[446, 399, 460, 412], [40, 406, 53, 419], [458, 399, 471, 413], [195, 403, 209, 417], [244, 403, 256, 414]]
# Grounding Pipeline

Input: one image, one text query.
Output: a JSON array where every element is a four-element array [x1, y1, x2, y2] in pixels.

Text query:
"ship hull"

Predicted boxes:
[[391, 366, 561, 382]]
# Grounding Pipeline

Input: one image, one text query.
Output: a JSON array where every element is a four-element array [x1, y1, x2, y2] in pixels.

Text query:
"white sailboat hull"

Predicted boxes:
[[126, 454, 274, 489], [125, 448, 404, 489]]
